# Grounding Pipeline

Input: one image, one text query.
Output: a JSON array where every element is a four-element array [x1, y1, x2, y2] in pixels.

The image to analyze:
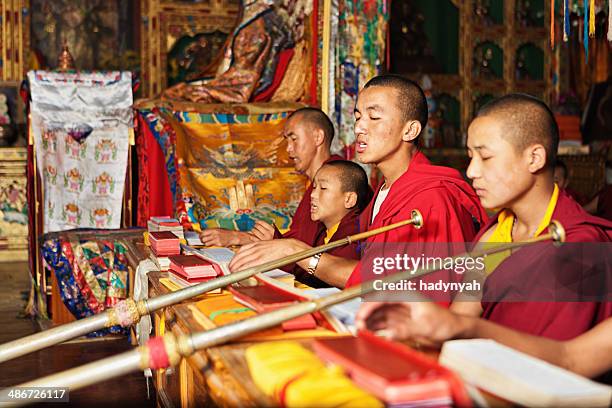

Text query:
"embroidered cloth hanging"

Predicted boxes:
[[29, 71, 133, 233]]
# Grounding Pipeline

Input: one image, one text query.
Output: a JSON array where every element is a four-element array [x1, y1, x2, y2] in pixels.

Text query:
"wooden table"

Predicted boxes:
[[148, 271, 275, 408], [148, 271, 511, 408]]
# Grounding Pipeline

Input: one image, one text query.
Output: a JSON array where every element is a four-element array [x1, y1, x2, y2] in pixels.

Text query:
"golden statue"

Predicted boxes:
[[57, 44, 76, 71]]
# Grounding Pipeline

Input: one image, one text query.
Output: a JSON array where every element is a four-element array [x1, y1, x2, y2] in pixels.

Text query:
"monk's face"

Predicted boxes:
[[466, 115, 533, 210], [354, 86, 406, 165], [283, 116, 317, 174], [310, 166, 351, 225]]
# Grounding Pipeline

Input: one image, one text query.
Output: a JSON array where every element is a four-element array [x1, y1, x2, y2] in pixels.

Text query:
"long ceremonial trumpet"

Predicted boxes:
[[0, 211, 423, 364], [2, 222, 566, 405]]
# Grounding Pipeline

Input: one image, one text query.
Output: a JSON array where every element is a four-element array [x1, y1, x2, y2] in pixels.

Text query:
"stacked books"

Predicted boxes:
[[149, 231, 181, 256], [440, 339, 612, 407], [148, 216, 184, 239], [166, 254, 223, 292]]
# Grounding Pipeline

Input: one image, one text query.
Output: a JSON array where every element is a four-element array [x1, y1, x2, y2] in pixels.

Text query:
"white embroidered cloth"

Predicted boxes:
[[29, 71, 133, 232]]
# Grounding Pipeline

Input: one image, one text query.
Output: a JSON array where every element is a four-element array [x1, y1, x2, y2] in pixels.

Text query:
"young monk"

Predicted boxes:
[[199, 107, 342, 246], [356, 94, 612, 349], [229, 75, 487, 291], [294, 160, 372, 288]]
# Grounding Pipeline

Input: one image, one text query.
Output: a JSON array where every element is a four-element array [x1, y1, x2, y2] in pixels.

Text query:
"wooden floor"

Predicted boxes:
[[0, 261, 155, 407]]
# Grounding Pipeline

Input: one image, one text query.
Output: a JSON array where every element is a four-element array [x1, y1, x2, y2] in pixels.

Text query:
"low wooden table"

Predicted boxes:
[[148, 271, 275, 407], [148, 271, 510, 408]]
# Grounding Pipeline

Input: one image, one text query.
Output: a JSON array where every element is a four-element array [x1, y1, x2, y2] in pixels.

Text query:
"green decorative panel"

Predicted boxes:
[[390, 0, 459, 74], [473, 41, 504, 79], [516, 0, 545, 28], [516, 43, 545, 80], [474, 0, 504, 25]]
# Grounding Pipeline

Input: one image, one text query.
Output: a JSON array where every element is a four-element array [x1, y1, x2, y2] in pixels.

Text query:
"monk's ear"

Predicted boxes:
[[526, 143, 547, 173], [313, 128, 326, 147], [344, 192, 357, 209], [401, 120, 421, 143]]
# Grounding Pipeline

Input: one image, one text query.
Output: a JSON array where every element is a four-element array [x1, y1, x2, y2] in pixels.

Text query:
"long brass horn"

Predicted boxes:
[[0, 211, 423, 363], [2, 222, 565, 404]]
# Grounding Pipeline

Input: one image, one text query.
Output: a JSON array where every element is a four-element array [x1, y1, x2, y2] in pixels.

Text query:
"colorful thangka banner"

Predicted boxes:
[[140, 106, 308, 232], [29, 71, 133, 233]]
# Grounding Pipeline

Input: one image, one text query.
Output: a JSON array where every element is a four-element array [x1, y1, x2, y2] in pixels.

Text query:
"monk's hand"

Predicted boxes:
[[229, 238, 311, 272], [355, 301, 465, 347], [248, 220, 275, 241], [199, 228, 242, 247]]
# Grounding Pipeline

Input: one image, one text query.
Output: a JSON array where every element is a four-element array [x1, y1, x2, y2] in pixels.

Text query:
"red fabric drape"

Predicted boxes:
[[135, 114, 174, 226]]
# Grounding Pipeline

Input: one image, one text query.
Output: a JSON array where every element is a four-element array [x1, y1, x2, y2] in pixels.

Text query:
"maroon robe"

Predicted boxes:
[[293, 208, 363, 288], [478, 191, 612, 340], [346, 151, 488, 298]]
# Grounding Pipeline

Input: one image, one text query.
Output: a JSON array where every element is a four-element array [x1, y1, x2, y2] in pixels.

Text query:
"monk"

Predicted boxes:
[[356, 94, 612, 352], [229, 75, 487, 291], [294, 160, 372, 288], [199, 107, 342, 246]]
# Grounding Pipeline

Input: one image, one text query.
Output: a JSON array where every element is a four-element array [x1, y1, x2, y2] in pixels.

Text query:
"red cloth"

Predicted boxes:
[[253, 48, 295, 102], [346, 151, 488, 293], [293, 208, 363, 288], [136, 114, 174, 226], [563, 187, 585, 205], [274, 154, 344, 244], [479, 191, 612, 340]]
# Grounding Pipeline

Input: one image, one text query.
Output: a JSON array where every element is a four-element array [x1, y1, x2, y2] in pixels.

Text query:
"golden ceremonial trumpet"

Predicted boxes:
[[1, 221, 566, 406], [0, 211, 424, 363]]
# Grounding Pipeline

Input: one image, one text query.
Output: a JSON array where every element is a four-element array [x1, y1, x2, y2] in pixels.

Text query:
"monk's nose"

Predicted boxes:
[[466, 159, 479, 180]]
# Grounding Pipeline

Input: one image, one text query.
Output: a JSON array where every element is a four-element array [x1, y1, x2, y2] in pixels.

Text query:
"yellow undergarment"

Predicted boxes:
[[485, 184, 559, 274], [324, 222, 340, 244]]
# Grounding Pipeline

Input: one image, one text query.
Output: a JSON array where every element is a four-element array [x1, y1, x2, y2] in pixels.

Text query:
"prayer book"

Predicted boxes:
[[189, 247, 235, 275], [314, 331, 464, 405], [440, 339, 612, 407], [168, 254, 221, 278], [149, 231, 181, 256], [230, 285, 300, 311], [184, 231, 204, 246], [166, 270, 221, 293], [147, 216, 184, 238], [230, 285, 316, 331]]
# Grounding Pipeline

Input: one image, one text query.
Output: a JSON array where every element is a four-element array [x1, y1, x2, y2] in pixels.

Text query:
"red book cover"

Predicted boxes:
[[229, 285, 300, 312], [229, 285, 316, 331], [313, 331, 459, 404], [168, 255, 220, 278], [149, 231, 180, 242], [167, 270, 216, 285], [151, 247, 181, 257]]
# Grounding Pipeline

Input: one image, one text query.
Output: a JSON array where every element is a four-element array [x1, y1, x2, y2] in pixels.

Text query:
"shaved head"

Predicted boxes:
[[363, 74, 429, 131], [321, 161, 372, 211], [476, 94, 559, 168], [287, 107, 335, 146]]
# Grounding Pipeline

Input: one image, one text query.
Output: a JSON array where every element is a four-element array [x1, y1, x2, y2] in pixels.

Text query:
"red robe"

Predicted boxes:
[[274, 154, 344, 244], [346, 151, 488, 296], [478, 191, 612, 340], [293, 208, 362, 288]]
